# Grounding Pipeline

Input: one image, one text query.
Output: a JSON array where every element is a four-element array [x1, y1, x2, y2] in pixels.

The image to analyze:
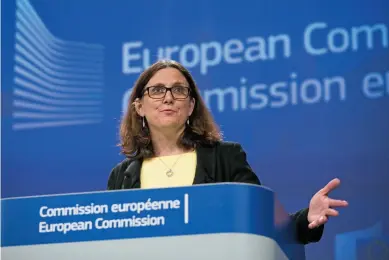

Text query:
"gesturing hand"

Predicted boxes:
[[307, 178, 349, 229]]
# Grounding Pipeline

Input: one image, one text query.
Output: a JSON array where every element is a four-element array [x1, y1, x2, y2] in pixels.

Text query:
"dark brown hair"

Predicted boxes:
[[119, 60, 222, 159]]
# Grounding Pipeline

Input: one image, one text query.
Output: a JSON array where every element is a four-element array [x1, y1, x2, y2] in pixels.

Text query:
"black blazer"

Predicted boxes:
[[107, 141, 324, 245]]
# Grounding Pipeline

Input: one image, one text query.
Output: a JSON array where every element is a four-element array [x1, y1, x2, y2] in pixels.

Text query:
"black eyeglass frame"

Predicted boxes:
[[142, 85, 192, 100]]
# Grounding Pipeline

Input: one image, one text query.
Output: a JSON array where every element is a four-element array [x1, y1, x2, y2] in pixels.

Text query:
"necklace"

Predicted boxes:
[[158, 154, 183, 177]]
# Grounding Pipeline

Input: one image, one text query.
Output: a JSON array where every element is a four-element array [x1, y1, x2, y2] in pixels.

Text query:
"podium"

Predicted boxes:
[[1, 183, 305, 260]]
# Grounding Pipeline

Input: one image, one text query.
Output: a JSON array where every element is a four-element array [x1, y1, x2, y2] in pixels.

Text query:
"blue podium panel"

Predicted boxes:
[[1, 183, 305, 260]]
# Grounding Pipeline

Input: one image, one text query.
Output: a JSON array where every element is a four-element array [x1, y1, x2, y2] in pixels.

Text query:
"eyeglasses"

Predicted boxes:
[[143, 85, 191, 100]]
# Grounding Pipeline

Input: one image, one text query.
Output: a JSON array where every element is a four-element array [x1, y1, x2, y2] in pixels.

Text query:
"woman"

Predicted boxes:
[[107, 59, 348, 245]]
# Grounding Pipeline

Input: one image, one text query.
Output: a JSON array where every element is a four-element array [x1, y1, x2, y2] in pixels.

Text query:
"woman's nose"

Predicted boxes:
[[163, 89, 174, 103]]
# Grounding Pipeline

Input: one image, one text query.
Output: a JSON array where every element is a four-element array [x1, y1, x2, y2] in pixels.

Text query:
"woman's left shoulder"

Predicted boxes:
[[199, 141, 247, 162], [214, 140, 246, 153], [197, 140, 247, 158]]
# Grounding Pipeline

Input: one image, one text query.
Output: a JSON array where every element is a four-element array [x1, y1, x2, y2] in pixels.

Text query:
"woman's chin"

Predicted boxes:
[[156, 120, 183, 129]]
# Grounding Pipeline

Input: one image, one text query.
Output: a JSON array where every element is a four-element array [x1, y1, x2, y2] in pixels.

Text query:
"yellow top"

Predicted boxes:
[[140, 151, 197, 189]]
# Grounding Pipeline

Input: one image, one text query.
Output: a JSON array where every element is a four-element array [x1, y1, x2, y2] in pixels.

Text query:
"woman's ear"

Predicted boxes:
[[134, 98, 145, 117], [188, 98, 195, 117]]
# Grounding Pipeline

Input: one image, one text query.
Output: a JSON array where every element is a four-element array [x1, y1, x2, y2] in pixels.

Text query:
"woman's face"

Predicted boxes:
[[136, 68, 195, 131]]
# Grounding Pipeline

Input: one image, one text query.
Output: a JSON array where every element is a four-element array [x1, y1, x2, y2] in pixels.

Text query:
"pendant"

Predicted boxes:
[[166, 169, 174, 177]]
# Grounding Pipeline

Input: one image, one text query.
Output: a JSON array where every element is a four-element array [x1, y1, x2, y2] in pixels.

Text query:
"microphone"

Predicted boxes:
[[121, 160, 140, 189], [121, 174, 131, 189]]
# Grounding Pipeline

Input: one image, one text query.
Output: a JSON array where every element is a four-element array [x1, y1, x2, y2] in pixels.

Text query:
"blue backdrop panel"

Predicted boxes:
[[1, 0, 389, 259]]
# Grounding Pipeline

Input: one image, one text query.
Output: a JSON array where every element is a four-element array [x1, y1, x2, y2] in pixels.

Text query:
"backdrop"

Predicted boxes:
[[2, 0, 389, 259]]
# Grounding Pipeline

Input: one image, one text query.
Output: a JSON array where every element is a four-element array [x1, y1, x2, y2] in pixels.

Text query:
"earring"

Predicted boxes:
[[187, 119, 190, 125], [142, 117, 145, 128]]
